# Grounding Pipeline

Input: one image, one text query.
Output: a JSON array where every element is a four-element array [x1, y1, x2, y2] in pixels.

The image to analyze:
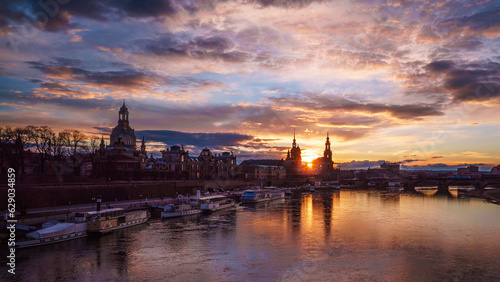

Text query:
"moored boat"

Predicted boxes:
[[200, 196, 236, 212], [240, 189, 285, 203], [81, 208, 150, 234], [15, 222, 87, 249], [160, 203, 202, 219]]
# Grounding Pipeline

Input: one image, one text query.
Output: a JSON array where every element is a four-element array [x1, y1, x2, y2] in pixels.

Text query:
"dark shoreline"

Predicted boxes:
[[464, 188, 500, 205]]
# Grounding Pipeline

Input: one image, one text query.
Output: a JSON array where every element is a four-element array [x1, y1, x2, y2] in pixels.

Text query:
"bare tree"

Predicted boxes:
[[26, 125, 54, 173], [49, 130, 77, 181], [52, 130, 70, 161], [68, 130, 87, 156], [88, 135, 101, 177], [14, 127, 29, 174], [89, 135, 100, 154], [62, 129, 87, 176], [0, 126, 15, 174]]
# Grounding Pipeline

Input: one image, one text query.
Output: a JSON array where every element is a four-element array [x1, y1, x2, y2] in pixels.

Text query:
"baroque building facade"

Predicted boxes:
[[239, 159, 286, 181], [110, 100, 136, 149], [145, 146, 237, 180], [96, 100, 147, 179], [97, 100, 237, 180]]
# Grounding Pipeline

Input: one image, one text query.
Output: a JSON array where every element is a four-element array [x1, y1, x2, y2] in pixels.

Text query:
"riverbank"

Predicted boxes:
[[0, 179, 274, 211], [464, 188, 500, 204]]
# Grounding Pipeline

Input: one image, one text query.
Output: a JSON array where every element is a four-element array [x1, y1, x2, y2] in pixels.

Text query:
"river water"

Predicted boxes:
[[5, 190, 500, 281]]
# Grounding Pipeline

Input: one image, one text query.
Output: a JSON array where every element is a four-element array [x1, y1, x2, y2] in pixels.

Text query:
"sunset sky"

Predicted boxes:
[[1, 0, 499, 169]]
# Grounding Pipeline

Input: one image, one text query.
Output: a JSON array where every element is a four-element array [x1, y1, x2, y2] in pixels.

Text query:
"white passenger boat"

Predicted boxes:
[[240, 189, 285, 203], [78, 208, 150, 234], [200, 196, 236, 212], [161, 203, 202, 219], [15, 222, 87, 249]]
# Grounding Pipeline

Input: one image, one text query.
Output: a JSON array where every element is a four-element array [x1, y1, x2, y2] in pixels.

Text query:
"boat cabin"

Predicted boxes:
[[75, 208, 124, 222]]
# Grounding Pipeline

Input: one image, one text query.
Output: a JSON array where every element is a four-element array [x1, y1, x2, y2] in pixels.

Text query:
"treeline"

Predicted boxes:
[[0, 125, 102, 177]]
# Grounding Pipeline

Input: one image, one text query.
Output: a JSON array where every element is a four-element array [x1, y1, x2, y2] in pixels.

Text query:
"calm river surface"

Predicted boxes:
[[5, 190, 500, 281]]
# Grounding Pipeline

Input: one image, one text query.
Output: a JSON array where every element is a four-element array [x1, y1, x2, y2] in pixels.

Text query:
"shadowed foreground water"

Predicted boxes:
[[5, 190, 500, 281]]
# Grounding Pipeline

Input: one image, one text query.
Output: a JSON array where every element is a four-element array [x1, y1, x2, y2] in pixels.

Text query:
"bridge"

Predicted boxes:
[[340, 175, 500, 194], [403, 177, 500, 194]]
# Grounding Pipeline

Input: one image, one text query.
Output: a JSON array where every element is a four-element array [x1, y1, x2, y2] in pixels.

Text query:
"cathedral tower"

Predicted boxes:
[[140, 136, 147, 154], [324, 132, 332, 161], [289, 128, 301, 164], [110, 100, 136, 149], [285, 129, 302, 175]]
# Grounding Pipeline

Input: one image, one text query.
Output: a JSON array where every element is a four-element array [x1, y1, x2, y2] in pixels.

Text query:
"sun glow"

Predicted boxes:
[[301, 156, 315, 164]]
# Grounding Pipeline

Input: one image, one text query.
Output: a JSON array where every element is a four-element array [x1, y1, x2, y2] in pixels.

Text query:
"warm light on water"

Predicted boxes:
[[5, 190, 500, 281]]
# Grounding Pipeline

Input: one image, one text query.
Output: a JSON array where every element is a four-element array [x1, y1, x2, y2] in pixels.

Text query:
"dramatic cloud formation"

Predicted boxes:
[[1, 0, 499, 166], [425, 60, 500, 102], [269, 94, 445, 120], [138, 130, 253, 148]]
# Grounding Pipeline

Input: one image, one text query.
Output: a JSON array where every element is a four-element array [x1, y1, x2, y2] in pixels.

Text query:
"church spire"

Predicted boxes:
[[119, 99, 129, 127], [287, 128, 302, 169], [99, 135, 105, 152], [140, 136, 146, 154], [324, 132, 332, 160]]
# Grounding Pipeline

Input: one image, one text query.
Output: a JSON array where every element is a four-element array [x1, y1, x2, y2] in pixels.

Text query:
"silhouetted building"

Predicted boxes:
[[239, 160, 286, 180], [380, 162, 400, 172], [145, 146, 237, 180], [110, 100, 136, 149], [97, 100, 238, 180], [491, 165, 500, 174], [312, 133, 335, 180], [240, 159, 284, 166], [97, 100, 147, 179], [365, 162, 401, 180], [457, 165, 481, 178], [284, 129, 303, 175]]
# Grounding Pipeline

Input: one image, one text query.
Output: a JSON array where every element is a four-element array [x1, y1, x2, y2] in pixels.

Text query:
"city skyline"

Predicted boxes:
[[1, 0, 499, 170]]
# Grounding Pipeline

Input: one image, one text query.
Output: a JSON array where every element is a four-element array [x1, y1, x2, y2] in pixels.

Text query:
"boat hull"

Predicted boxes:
[[161, 209, 202, 218], [201, 202, 236, 212], [240, 193, 284, 204], [16, 231, 87, 249]]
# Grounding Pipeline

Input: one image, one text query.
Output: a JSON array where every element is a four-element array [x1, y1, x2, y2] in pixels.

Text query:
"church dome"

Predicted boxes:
[[109, 100, 136, 149], [115, 131, 135, 147]]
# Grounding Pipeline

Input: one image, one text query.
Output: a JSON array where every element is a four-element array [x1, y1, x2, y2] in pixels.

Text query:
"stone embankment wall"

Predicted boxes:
[[1, 179, 289, 210]]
